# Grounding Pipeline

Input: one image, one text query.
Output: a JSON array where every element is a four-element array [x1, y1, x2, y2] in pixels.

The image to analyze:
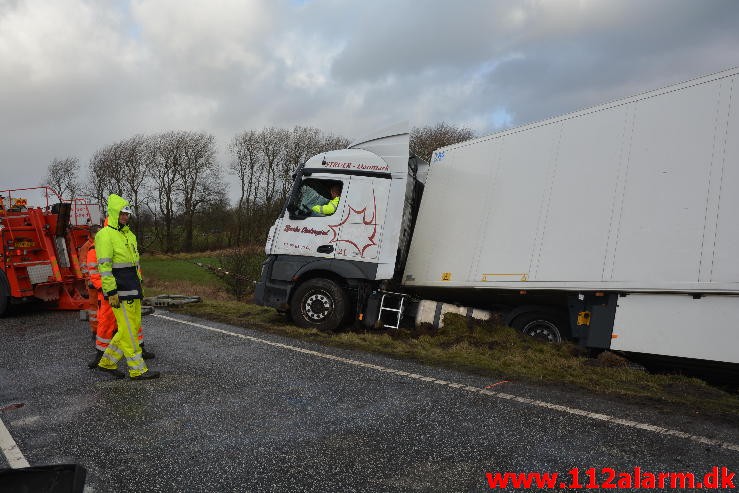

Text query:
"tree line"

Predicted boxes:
[[41, 122, 474, 253]]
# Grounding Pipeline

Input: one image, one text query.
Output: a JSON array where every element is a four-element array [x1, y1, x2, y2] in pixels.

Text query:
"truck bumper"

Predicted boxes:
[[254, 256, 290, 310]]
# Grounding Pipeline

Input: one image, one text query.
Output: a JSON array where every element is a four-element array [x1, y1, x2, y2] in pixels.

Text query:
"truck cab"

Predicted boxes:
[[255, 123, 426, 330]]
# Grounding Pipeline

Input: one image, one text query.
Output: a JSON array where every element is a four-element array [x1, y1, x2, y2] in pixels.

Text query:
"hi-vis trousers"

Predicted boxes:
[[94, 293, 144, 352], [86, 286, 99, 338], [97, 299, 148, 377]]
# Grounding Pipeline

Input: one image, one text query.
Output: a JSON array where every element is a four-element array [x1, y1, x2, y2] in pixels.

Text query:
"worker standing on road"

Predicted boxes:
[[86, 219, 154, 369], [78, 225, 100, 342], [95, 194, 160, 380]]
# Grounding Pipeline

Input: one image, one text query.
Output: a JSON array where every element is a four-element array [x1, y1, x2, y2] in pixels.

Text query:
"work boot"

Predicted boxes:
[[95, 366, 125, 379], [140, 344, 155, 360], [130, 370, 160, 381], [87, 350, 104, 369]]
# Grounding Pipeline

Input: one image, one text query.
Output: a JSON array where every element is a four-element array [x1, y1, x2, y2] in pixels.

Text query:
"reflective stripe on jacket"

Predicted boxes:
[[87, 245, 102, 290]]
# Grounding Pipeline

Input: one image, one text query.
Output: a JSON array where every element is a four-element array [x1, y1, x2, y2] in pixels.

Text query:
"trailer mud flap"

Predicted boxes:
[[568, 293, 617, 349]]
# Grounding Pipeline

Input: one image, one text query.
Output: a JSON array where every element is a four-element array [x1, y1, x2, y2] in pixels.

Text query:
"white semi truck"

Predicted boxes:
[[256, 67, 739, 365]]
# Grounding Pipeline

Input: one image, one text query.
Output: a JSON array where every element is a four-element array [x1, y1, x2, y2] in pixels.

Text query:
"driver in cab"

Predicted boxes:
[[311, 183, 342, 216]]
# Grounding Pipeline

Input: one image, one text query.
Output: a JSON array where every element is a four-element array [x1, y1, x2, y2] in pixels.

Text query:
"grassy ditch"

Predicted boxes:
[[141, 253, 227, 301], [140, 252, 739, 421]]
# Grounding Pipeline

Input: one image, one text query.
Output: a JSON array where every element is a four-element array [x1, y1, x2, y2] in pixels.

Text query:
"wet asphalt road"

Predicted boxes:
[[0, 309, 738, 492]]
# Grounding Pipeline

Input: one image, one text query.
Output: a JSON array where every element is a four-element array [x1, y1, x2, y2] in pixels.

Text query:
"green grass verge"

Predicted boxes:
[[141, 256, 221, 286]]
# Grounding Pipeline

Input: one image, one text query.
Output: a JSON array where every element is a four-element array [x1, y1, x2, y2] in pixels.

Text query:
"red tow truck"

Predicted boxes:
[[0, 187, 99, 316]]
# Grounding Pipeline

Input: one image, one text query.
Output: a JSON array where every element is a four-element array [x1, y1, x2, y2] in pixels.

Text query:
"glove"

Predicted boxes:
[[108, 293, 120, 308]]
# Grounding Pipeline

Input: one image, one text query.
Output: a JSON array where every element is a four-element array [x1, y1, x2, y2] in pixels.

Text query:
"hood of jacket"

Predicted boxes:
[[106, 194, 130, 229]]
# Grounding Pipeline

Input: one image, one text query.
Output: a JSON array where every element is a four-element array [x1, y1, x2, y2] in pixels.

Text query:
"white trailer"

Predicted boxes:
[[256, 67, 739, 365]]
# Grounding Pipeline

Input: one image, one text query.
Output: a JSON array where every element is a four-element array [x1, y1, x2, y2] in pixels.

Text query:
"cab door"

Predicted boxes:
[[330, 176, 390, 262], [271, 177, 347, 259]]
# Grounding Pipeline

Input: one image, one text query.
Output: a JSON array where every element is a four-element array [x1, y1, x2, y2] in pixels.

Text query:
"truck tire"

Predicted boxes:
[[511, 312, 568, 343], [290, 278, 348, 331]]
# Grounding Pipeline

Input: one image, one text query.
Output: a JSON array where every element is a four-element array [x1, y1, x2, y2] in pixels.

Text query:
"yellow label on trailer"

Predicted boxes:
[[577, 311, 591, 326], [441, 272, 452, 281]]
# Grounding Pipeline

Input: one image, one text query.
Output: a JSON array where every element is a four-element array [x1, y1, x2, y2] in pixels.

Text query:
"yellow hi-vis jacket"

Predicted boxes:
[[311, 196, 340, 216], [95, 194, 143, 300]]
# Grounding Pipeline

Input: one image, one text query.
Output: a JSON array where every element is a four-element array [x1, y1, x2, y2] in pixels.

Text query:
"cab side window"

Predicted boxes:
[[288, 179, 343, 219]]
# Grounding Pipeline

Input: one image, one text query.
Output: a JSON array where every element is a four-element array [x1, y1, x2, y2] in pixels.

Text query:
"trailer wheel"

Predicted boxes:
[[290, 278, 348, 331], [512, 312, 567, 343]]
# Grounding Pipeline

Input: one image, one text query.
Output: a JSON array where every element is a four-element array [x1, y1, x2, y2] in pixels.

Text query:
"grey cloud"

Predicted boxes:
[[480, 0, 739, 128], [328, 1, 510, 83], [2, 0, 738, 200]]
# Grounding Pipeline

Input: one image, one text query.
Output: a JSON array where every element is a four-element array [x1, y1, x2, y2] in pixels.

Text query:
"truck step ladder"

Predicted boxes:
[[378, 291, 407, 329]]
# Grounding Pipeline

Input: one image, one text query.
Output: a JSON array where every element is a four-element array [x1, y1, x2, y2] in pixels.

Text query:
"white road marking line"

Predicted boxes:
[[0, 416, 30, 468], [155, 313, 739, 453], [10, 416, 40, 427]]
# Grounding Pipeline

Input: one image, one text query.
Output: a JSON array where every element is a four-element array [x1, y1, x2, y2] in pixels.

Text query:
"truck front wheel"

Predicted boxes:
[[512, 312, 568, 343], [290, 278, 348, 331]]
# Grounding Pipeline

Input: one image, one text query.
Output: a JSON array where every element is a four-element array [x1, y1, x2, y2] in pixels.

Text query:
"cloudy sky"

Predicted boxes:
[[1, 0, 738, 200]]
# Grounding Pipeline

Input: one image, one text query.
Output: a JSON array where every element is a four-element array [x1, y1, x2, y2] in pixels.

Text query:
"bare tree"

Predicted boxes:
[[120, 135, 153, 223], [320, 133, 351, 152], [151, 131, 185, 253], [228, 130, 261, 245], [258, 127, 289, 207], [279, 126, 322, 202], [87, 137, 152, 236], [194, 191, 231, 250], [410, 122, 475, 163], [42, 157, 80, 199], [177, 131, 223, 252], [88, 142, 129, 203], [87, 150, 111, 207]]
